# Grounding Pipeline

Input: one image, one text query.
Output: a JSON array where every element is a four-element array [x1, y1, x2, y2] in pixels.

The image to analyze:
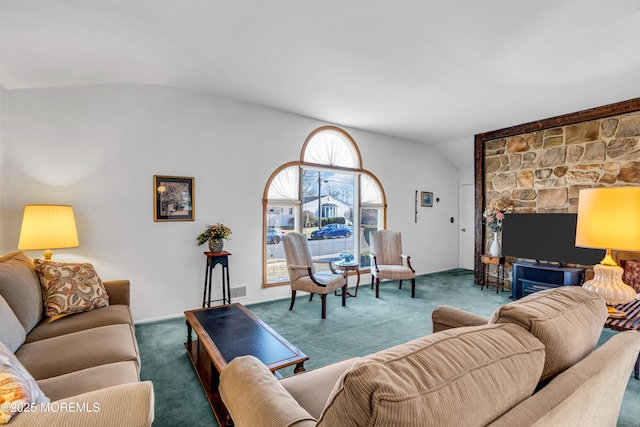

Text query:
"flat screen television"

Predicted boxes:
[[501, 213, 604, 266]]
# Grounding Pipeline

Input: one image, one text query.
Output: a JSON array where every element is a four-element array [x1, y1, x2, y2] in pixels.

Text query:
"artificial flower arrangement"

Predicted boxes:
[[196, 223, 232, 246], [340, 252, 355, 263], [482, 198, 513, 233]]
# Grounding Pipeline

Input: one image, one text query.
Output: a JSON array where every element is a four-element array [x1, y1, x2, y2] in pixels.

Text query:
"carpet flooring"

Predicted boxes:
[[136, 269, 640, 427]]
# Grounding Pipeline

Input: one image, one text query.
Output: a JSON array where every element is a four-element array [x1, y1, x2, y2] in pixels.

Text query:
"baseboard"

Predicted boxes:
[[135, 312, 185, 325]]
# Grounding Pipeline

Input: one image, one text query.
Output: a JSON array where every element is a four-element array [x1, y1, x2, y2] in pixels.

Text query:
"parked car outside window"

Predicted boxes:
[[310, 224, 353, 240], [266, 228, 285, 244]]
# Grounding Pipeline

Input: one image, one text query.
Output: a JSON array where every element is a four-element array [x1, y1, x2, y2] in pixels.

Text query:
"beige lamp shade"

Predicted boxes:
[[575, 187, 640, 252], [18, 205, 79, 260]]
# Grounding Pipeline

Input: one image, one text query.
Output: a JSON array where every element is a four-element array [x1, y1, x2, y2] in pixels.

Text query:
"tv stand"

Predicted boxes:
[[512, 262, 585, 300]]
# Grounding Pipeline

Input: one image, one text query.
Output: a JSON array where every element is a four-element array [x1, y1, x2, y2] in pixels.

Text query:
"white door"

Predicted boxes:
[[460, 183, 475, 270]]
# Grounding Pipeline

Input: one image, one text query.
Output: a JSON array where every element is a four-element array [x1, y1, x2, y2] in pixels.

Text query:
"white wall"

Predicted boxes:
[[0, 83, 5, 248], [432, 137, 475, 184], [2, 83, 460, 322]]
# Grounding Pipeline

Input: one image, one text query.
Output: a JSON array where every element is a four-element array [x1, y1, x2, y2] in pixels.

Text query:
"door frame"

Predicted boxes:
[[459, 182, 475, 269]]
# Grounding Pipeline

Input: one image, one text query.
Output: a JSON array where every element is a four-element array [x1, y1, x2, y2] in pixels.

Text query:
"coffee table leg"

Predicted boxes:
[[294, 361, 306, 374], [211, 365, 217, 390], [186, 320, 193, 350]]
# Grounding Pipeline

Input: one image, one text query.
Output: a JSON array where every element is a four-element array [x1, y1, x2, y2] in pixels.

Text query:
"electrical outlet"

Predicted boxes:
[[230, 287, 246, 299]]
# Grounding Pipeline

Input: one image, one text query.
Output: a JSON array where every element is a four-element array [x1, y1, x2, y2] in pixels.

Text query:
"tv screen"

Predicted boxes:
[[501, 213, 603, 266]]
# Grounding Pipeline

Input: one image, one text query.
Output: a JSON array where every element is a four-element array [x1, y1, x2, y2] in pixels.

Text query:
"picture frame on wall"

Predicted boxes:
[[154, 175, 194, 221], [421, 191, 433, 207]]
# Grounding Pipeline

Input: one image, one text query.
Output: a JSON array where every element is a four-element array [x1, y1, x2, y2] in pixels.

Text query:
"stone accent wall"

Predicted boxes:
[[485, 112, 640, 212], [483, 111, 640, 286]]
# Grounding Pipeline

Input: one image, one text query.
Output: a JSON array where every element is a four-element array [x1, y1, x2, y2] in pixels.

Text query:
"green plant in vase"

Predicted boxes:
[[197, 223, 232, 253]]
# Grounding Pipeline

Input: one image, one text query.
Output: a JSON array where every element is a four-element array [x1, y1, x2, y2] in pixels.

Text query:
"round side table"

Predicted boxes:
[[333, 261, 361, 297]]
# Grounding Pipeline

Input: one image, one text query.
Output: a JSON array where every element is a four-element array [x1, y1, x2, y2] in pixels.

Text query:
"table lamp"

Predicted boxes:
[[575, 187, 640, 318], [18, 204, 79, 261]]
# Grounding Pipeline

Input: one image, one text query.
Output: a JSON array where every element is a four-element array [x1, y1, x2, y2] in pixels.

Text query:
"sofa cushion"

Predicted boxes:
[[280, 357, 359, 419], [0, 295, 26, 353], [488, 286, 607, 381], [6, 382, 155, 427], [373, 265, 415, 280], [317, 323, 545, 427], [0, 341, 49, 424], [0, 252, 43, 333], [37, 361, 139, 402], [25, 304, 132, 343], [15, 324, 139, 380], [34, 259, 109, 317]]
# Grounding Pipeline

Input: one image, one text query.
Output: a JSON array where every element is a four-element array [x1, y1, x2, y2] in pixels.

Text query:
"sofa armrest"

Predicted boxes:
[[220, 356, 316, 427], [103, 280, 130, 306], [432, 305, 489, 333], [9, 381, 154, 427], [489, 330, 640, 427]]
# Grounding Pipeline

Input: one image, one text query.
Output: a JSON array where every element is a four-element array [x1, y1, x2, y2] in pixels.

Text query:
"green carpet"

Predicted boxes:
[[136, 270, 640, 426]]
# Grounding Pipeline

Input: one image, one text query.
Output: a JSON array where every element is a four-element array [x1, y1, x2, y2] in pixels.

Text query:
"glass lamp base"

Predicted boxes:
[[582, 263, 636, 318]]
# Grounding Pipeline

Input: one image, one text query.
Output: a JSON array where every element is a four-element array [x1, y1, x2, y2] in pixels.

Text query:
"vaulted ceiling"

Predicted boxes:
[[1, 0, 639, 169]]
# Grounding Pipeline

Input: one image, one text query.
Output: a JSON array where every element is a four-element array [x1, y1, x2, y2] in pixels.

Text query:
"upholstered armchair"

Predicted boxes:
[[283, 233, 347, 319], [370, 230, 416, 298]]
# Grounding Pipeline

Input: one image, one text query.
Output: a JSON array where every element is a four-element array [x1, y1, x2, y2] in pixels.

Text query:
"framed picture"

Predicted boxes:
[[154, 175, 194, 221], [421, 191, 433, 207]]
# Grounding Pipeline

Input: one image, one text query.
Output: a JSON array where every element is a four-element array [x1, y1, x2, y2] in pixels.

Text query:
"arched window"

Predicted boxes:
[[263, 126, 386, 286]]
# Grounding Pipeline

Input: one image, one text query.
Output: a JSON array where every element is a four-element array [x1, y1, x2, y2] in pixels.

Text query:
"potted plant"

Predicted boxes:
[[197, 223, 232, 253]]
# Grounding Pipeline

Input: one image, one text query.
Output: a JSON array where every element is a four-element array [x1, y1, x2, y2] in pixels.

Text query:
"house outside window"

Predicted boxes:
[[262, 126, 386, 286]]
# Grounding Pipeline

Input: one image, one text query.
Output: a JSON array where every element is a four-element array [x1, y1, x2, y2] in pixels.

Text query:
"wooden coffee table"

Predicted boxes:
[[184, 303, 308, 427]]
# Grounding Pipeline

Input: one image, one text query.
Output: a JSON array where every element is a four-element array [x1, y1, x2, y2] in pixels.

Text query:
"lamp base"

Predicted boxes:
[[582, 263, 636, 318], [43, 249, 53, 261], [606, 304, 627, 319]]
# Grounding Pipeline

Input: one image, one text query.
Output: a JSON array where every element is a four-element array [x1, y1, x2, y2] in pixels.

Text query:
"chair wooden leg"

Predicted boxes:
[[289, 290, 296, 310], [321, 294, 327, 319], [399, 280, 402, 289], [309, 293, 314, 301], [371, 274, 374, 289], [341, 285, 347, 306], [375, 278, 380, 298], [411, 278, 416, 298]]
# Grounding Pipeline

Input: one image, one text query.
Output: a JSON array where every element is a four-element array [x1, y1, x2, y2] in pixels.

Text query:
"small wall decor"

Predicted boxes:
[[154, 175, 194, 221], [421, 191, 433, 207]]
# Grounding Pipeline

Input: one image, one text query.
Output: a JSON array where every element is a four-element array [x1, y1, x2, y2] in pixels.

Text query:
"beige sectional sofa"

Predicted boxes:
[[0, 252, 154, 426], [219, 287, 640, 427]]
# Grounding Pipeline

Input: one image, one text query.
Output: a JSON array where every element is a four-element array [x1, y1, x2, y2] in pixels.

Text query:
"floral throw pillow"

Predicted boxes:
[[34, 260, 109, 317], [0, 341, 49, 424]]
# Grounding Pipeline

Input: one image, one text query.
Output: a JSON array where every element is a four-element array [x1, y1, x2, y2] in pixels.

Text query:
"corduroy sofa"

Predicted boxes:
[[219, 287, 640, 426], [0, 252, 154, 426]]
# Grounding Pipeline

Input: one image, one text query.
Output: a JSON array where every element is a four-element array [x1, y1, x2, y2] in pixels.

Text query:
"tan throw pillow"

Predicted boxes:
[[488, 286, 607, 381], [317, 323, 545, 427], [0, 341, 49, 424], [34, 260, 109, 317], [0, 252, 43, 332]]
